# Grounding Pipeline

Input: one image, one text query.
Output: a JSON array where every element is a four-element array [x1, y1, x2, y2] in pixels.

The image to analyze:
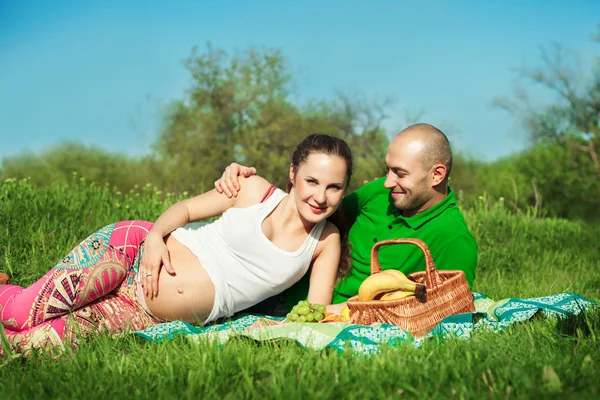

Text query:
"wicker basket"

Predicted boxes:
[[347, 238, 475, 338]]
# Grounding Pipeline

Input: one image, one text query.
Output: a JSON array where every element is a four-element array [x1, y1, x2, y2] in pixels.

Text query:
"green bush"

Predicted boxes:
[[451, 141, 600, 221], [0, 142, 168, 193]]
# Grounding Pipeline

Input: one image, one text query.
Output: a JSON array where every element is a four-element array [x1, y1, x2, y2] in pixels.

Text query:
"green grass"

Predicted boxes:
[[1, 178, 599, 399]]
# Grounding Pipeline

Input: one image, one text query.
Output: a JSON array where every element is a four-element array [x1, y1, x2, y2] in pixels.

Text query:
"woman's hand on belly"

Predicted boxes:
[[139, 232, 177, 299]]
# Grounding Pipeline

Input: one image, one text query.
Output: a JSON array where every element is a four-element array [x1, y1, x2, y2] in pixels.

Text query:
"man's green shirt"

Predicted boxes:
[[332, 177, 478, 303]]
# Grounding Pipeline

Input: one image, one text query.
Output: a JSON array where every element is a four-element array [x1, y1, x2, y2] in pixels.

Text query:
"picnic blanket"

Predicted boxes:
[[133, 292, 596, 355]]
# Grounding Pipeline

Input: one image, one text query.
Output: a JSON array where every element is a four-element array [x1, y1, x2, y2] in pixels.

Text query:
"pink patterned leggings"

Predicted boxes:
[[0, 221, 160, 354]]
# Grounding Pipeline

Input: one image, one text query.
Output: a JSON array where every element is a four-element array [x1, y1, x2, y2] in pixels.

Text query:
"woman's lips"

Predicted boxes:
[[309, 204, 325, 213]]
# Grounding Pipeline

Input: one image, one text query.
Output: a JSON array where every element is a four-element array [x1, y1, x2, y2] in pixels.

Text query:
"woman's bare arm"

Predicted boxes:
[[306, 222, 341, 305]]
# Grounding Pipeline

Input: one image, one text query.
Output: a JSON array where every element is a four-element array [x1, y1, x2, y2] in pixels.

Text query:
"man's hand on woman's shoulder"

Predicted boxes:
[[214, 162, 258, 198], [227, 175, 272, 207]]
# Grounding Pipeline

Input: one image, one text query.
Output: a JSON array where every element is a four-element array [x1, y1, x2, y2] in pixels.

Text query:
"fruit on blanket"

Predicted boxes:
[[340, 305, 350, 321], [287, 300, 326, 323], [314, 304, 327, 313], [358, 270, 426, 302]]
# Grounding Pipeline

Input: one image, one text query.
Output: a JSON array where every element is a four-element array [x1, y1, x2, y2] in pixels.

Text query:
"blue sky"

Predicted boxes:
[[1, 0, 599, 162]]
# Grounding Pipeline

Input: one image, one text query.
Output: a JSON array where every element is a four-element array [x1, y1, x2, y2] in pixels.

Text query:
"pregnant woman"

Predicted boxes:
[[0, 133, 353, 354]]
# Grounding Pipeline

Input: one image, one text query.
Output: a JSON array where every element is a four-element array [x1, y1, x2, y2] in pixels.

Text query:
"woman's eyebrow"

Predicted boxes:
[[307, 176, 345, 186]]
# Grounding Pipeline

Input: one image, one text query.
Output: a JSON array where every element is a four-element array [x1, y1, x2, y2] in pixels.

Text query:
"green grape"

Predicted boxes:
[[297, 306, 310, 315], [289, 300, 327, 322], [313, 304, 326, 313]]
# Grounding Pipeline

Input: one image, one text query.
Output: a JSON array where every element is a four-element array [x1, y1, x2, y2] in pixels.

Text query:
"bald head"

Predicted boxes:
[[391, 123, 453, 183]]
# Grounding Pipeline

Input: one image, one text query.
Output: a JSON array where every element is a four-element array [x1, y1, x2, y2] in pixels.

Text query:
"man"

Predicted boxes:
[[215, 123, 477, 309]]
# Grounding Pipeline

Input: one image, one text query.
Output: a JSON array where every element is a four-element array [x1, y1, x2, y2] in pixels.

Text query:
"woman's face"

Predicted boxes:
[[290, 152, 348, 224]]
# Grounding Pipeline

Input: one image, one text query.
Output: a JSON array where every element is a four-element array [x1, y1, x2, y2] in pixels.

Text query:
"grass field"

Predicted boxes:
[[0, 178, 599, 399]]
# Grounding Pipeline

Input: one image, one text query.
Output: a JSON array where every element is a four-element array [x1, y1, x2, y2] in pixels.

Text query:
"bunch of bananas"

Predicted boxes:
[[357, 269, 426, 302]]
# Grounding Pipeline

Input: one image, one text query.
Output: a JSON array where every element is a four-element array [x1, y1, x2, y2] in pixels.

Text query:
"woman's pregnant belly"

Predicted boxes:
[[143, 234, 216, 324]]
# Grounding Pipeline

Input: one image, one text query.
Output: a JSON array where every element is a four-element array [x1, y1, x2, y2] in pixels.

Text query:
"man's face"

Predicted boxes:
[[383, 138, 433, 214]]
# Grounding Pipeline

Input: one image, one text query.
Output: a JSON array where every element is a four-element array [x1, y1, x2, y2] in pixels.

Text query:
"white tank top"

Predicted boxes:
[[170, 188, 326, 322]]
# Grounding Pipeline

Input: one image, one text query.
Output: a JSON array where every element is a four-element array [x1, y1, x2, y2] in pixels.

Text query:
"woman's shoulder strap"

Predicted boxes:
[[259, 184, 277, 203]]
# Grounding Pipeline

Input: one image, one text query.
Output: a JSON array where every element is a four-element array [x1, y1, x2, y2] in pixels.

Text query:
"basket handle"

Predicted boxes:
[[370, 238, 444, 288]]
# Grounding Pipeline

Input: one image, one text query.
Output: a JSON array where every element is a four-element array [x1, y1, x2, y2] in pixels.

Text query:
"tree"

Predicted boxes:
[[155, 44, 390, 193], [494, 25, 600, 180]]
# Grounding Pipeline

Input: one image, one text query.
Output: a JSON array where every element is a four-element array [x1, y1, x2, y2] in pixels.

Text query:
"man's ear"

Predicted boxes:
[[431, 163, 447, 186]]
